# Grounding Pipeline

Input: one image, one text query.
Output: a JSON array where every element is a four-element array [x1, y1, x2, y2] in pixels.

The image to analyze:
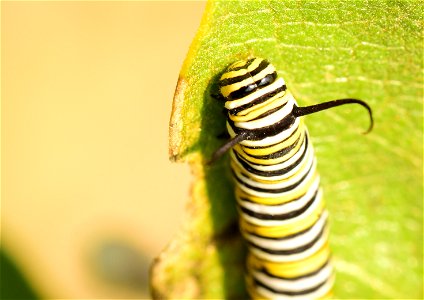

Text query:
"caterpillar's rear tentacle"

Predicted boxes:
[[208, 131, 250, 165]]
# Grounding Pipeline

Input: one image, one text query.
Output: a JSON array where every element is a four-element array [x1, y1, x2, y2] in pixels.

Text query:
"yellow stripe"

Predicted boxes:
[[247, 268, 334, 300], [241, 124, 304, 156], [240, 195, 325, 238], [247, 242, 331, 278], [321, 288, 334, 299], [231, 153, 313, 185], [219, 58, 262, 83], [235, 171, 318, 205], [233, 132, 304, 165], [233, 90, 288, 116], [233, 151, 313, 185], [229, 59, 249, 70], [220, 77, 255, 98], [229, 95, 289, 123], [246, 58, 264, 72], [220, 64, 248, 80], [251, 62, 276, 82], [246, 275, 269, 300]]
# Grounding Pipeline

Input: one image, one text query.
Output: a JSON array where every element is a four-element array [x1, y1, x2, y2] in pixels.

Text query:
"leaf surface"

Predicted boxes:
[[152, 1, 423, 299]]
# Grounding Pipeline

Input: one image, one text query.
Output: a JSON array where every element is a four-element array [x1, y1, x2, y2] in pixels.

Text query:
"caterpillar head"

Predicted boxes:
[[219, 58, 278, 101]]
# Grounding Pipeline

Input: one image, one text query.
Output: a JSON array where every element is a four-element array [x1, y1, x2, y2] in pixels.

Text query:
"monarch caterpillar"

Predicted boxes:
[[210, 58, 373, 299]]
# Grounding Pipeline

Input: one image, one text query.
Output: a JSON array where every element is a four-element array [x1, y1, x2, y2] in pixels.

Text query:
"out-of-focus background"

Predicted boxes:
[[2, 2, 205, 298]]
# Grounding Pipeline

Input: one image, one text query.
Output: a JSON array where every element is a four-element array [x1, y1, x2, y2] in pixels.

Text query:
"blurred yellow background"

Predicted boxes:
[[2, 1, 205, 298]]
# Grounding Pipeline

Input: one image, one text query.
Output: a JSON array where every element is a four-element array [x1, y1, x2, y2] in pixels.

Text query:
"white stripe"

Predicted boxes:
[[235, 90, 288, 117], [251, 263, 333, 293], [242, 209, 327, 251], [251, 63, 276, 82], [224, 78, 286, 110], [234, 99, 294, 130], [239, 189, 323, 227], [227, 112, 301, 149], [233, 154, 315, 190], [235, 159, 317, 199], [231, 131, 310, 173], [254, 273, 334, 300], [249, 227, 329, 262], [234, 143, 314, 182], [236, 178, 320, 216], [243, 117, 300, 148]]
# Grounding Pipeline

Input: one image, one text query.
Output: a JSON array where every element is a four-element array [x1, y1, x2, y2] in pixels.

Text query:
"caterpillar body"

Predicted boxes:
[[210, 58, 372, 300]]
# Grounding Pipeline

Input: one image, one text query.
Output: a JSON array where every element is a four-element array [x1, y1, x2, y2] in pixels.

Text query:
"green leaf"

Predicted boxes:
[[0, 249, 40, 299], [152, 1, 423, 299]]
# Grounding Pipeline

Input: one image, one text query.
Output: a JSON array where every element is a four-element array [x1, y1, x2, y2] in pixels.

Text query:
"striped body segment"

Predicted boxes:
[[219, 58, 333, 299]]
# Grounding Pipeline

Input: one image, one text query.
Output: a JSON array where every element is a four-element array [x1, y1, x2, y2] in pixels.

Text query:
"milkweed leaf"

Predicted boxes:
[[151, 1, 423, 299]]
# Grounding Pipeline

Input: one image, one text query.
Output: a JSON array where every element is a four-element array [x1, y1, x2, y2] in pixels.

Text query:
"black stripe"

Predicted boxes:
[[242, 125, 300, 150], [259, 258, 331, 281], [246, 134, 301, 160], [219, 59, 257, 87], [239, 189, 318, 221], [249, 59, 270, 77], [256, 72, 277, 88], [233, 135, 309, 177], [232, 158, 313, 194], [243, 210, 326, 241], [228, 84, 287, 113], [228, 83, 258, 100], [228, 112, 295, 141], [246, 218, 326, 255], [219, 59, 271, 87], [250, 104, 284, 121], [253, 274, 328, 296]]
